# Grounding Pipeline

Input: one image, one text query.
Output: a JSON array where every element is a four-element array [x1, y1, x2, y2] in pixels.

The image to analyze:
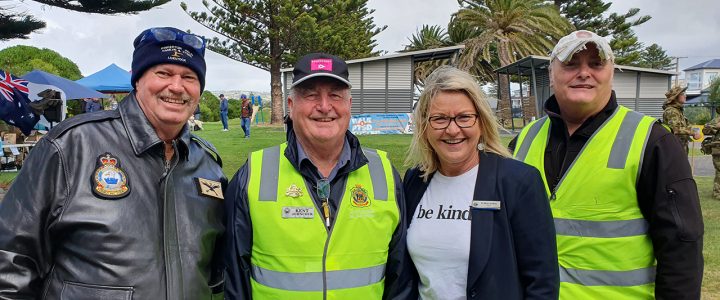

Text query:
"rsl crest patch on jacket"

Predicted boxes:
[[92, 152, 130, 199]]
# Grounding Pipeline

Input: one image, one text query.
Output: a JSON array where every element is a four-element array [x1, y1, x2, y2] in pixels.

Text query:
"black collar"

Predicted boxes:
[[118, 92, 190, 159]]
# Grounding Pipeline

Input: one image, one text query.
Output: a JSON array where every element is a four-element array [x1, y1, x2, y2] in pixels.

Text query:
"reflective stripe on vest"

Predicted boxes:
[[514, 106, 657, 299], [251, 264, 385, 291], [560, 266, 655, 286], [247, 143, 399, 299], [554, 218, 648, 238]]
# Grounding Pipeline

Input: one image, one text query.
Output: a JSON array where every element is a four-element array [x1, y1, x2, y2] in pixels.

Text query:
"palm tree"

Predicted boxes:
[[403, 25, 452, 88], [454, 0, 572, 125]]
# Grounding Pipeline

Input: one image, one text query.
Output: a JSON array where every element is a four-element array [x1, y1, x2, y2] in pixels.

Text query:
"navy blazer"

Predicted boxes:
[[404, 152, 559, 300]]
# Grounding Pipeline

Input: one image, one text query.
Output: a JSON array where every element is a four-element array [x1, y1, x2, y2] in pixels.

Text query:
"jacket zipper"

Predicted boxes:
[[161, 141, 179, 299]]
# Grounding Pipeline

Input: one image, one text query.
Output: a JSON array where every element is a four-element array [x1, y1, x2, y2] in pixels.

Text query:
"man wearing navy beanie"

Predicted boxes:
[[0, 27, 226, 299]]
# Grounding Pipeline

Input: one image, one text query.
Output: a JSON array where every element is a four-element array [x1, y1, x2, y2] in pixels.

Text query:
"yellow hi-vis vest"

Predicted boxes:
[[247, 143, 399, 299], [514, 106, 657, 299]]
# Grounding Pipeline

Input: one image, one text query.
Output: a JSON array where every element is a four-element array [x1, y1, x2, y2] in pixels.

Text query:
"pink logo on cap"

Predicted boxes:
[[311, 59, 333, 72], [576, 31, 593, 38]]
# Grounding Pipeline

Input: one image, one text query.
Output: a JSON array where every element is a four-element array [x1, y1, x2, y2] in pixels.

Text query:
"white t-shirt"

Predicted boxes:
[[407, 165, 477, 300]]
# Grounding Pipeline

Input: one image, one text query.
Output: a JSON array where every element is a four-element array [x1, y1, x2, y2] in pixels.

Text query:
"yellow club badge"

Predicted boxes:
[[196, 178, 224, 200], [350, 184, 370, 208], [285, 184, 303, 198], [92, 153, 130, 199]]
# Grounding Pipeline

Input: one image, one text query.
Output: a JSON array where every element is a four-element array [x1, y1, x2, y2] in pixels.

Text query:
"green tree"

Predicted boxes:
[[182, 0, 385, 124], [709, 77, 720, 107], [403, 25, 452, 87], [639, 43, 674, 70], [454, 0, 572, 125], [0, 45, 82, 79], [404, 25, 450, 51], [200, 92, 220, 122], [1, 0, 170, 40], [611, 30, 643, 66]]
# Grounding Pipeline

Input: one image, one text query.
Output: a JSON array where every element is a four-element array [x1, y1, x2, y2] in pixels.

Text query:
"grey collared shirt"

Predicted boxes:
[[296, 138, 351, 183]]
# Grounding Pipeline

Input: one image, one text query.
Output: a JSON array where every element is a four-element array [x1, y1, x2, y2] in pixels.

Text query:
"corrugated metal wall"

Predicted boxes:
[[613, 70, 669, 118]]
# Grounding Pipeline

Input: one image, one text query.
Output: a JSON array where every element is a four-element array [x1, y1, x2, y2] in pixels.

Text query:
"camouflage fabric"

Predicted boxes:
[[663, 102, 693, 154], [704, 116, 720, 199]]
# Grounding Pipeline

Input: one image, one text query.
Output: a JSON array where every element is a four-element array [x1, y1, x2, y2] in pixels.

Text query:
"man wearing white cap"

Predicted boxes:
[[512, 30, 703, 299]]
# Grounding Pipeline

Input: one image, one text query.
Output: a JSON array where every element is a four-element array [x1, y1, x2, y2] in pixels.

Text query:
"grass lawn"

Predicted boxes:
[[1, 119, 719, 297]]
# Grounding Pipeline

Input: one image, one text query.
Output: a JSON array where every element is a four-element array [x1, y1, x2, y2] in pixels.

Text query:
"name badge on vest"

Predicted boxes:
[[471, 200, 501, 210], [282, 206, 315, 219]]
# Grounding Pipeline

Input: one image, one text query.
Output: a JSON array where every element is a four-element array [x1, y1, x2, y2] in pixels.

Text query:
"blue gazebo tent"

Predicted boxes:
[[22, 70, 107, 100], [76, 63, 132, 93]]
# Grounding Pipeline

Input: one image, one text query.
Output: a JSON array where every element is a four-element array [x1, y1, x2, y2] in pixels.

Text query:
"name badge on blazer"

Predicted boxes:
[[471, 200, 501, 210]]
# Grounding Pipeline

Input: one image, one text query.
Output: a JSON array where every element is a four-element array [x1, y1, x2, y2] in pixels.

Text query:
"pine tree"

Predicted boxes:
[[640, 44, 674, 70], [0, 0, 170, 40], [182, 0, 385, 124]]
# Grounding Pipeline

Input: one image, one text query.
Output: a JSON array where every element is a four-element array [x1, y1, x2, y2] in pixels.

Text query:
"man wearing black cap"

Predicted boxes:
[[0, 27, 226, 299], [224, 53, 412, 299]]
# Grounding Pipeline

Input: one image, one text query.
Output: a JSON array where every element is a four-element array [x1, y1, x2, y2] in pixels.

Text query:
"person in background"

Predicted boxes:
[[224, 52, 412, 299], [109, 95, 119, 110], [663, 85, 700, 154], [703, 106, 720, 200], [0, 26, 226, 298], [240, 94, 252, 138], [511, 30, 703, 299], [219, 93, 229, 131], [404, 66, 558, 300], [85, 97, 103, 113]]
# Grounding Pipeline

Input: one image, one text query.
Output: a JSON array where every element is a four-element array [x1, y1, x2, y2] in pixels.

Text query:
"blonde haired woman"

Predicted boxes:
[[404, 66, 558, 300]]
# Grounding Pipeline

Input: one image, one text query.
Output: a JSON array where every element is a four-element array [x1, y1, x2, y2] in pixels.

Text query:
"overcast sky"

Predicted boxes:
[[2, 0, 718, 92]]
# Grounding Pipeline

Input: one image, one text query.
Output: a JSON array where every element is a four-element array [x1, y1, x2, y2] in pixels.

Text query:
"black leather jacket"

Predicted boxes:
[[0, 93, 226, 299]]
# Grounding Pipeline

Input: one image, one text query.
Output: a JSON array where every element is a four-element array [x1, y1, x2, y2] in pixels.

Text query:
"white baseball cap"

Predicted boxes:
[[550, 30, 614, 63]]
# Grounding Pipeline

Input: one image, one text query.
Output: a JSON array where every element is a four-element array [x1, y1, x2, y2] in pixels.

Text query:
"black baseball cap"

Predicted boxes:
[[291, 53, 352, 88]]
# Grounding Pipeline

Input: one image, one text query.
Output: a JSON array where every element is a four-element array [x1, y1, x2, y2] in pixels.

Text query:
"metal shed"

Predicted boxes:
[[495, 55, 676, 119], [281, 45, 465, 115]]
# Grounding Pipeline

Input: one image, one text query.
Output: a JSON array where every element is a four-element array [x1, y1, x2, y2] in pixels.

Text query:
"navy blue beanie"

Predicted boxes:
[[131, 27, 207, 91]]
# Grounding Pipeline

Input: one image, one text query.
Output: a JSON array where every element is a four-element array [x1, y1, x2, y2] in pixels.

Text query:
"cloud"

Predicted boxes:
[[3, 0, 718, 90]]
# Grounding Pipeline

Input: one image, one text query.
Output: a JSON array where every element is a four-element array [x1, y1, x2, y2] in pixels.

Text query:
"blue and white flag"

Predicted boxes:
[[0, 70, 40, 135]]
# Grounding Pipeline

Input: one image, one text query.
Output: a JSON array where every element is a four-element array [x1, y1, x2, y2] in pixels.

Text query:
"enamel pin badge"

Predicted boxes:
[[196, 178, 224, 200], [92, 153, 130, 199], [285, 184, 303, 198], [350, 184, 371, 208]]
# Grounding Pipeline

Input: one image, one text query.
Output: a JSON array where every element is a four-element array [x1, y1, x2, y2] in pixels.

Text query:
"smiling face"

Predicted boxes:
[[135, 63, 201, 139], [550, 43, 614, 117], [425, 91, 481, 176], [288, 77, 352, 148]]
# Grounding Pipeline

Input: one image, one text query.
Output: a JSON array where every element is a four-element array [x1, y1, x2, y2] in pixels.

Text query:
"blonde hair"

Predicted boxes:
[[405, 66, 510, 181]]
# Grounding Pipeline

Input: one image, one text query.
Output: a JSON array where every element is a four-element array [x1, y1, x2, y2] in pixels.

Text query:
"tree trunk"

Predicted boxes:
[[268, 11, 284, 125], [497, 42, 513, 128]]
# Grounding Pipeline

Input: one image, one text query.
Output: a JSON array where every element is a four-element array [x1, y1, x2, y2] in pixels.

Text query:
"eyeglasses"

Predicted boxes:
[[428, 114, 478, 130], [141, 28, 206, 55]]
